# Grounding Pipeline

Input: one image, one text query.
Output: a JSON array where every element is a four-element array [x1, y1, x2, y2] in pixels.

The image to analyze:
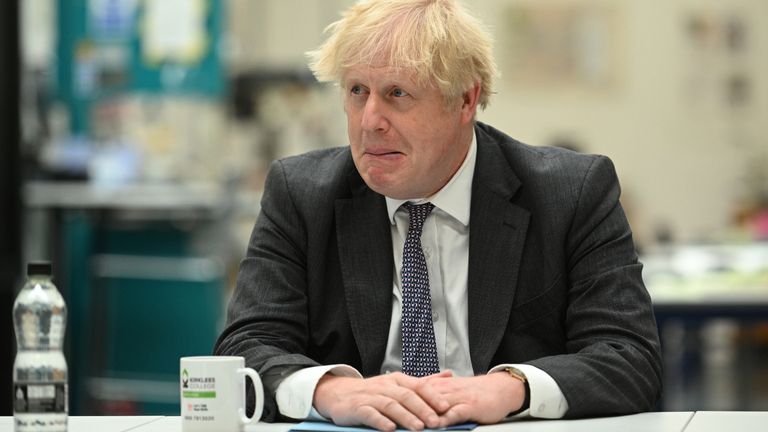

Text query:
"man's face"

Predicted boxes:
[[343, 65, 475, 199]]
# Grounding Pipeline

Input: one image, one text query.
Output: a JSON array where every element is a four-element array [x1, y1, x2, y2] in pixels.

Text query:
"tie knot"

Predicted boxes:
[[404, 202, 435, 226]]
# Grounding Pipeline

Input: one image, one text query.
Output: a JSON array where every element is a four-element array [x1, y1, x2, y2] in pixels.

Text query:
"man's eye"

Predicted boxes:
[[350, 85, 364, 95], [392, 88, 409, 97]]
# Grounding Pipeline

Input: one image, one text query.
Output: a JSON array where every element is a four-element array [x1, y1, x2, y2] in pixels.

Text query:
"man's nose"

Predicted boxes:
[[361, 95, 389, 132]]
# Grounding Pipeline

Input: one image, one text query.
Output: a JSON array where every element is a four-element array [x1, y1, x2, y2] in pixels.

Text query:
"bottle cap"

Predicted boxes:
[[27, 261, 53, 276]]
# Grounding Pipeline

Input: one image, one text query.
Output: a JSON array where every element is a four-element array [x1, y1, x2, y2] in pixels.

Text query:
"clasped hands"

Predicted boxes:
[[313, 370, 526, 431]]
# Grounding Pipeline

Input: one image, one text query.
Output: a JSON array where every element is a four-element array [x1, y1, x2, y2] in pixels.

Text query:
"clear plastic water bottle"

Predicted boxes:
[[13, 262, 68, 432]]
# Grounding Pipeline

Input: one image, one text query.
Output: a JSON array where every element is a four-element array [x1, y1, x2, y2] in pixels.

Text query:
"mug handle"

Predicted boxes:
[[237, 367, 264, 425]]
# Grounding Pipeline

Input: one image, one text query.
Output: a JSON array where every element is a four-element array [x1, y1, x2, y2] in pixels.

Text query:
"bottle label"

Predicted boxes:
[[14, 383, 67, 413], [49, 315, 65, 348]]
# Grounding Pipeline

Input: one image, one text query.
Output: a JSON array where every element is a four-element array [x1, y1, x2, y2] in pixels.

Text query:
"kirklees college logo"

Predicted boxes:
[[182, 371, 216, 399]]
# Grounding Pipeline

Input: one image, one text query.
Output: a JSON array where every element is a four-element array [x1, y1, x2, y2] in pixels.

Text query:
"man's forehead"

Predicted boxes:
[[342, 65, 419, 84]]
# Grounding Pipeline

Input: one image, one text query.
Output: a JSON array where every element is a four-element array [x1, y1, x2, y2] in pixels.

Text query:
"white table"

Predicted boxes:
[[8, 412, 768, 432], [130, 416, 287, 431], [0, 416, 163, 432], [483, 412, 694, 432], [64, 412, 695, 432], [683, 411, 768, 432]]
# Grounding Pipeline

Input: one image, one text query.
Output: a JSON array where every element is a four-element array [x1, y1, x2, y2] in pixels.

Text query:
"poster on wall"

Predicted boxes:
[[142, 0, 207, 65], [501, 3, 621, 90]]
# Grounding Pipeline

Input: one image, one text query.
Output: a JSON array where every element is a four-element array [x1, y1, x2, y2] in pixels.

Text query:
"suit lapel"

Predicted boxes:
[[335, 171, 393, 376], [468, 126, 530, 373]]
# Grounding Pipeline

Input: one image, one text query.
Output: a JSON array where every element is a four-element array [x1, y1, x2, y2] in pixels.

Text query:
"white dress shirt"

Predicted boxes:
[[276, 132, 568, 419]]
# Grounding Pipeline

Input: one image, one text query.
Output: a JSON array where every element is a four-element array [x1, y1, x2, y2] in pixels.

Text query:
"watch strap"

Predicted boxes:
[[505, 367, 530, 414]]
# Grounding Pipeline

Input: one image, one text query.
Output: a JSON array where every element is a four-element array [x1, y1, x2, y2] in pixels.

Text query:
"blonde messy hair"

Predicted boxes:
[[306, 0, 498, 109]]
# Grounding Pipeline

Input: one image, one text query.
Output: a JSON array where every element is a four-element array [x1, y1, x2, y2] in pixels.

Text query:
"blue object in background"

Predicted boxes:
[[62, 217, 225, 415], [55, 0, 224, 135]]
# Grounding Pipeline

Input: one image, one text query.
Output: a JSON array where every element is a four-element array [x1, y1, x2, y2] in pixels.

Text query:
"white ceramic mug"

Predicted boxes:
[[180, 356, 264, 432]]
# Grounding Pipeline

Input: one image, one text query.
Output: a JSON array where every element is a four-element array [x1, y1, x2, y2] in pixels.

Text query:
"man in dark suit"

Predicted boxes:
[[214, 0, 662, 430]]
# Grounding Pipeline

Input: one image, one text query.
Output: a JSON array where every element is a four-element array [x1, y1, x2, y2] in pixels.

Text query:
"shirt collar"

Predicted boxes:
[[385, 131, 476, 227]]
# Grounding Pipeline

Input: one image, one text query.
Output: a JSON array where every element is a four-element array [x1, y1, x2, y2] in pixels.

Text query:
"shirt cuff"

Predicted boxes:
[[276, 364, 362, 420], [488, 364, 569, 419]]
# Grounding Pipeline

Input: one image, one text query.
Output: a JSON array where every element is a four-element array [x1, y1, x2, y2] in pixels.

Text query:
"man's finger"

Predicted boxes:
[[370, 397, 426, 431], [386, 372, 420, 388], [438, 403, 472, 428], [351, 404, 398, 432], [426, 370, 454, 379], [410, 378, 452, 414], [382, 385, 441, 428], [387, 372, 454, 414]]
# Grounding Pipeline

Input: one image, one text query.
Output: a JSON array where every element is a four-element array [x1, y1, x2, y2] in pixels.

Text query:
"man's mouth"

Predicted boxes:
[[366, 147, 403, 156], [366, 151, 404, 161]]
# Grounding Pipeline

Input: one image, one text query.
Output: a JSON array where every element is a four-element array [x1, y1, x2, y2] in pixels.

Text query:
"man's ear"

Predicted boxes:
[[460, 81, 481, 124]]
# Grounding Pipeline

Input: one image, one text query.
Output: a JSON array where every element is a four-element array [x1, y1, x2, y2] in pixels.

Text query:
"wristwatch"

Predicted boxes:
[[505, 367, 530, 414]]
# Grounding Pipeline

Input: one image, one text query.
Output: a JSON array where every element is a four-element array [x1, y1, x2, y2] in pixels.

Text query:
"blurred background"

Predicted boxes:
[[2, 0, 767, 416]]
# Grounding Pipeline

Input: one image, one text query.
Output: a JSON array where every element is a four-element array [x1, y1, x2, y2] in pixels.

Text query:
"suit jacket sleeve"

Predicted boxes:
[[526, 155, 662, 416], [214, 159, 320, 421]]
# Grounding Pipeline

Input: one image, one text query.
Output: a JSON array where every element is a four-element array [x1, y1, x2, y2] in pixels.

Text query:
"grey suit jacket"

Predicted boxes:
[[214, 122, 663, 421]]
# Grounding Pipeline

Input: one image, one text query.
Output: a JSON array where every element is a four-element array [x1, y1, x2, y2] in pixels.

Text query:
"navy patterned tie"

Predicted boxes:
[[401, 202, 440, 377]]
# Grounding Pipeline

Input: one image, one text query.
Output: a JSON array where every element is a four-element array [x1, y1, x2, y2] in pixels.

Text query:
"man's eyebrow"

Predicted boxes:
[[341, 75, 363, 84]]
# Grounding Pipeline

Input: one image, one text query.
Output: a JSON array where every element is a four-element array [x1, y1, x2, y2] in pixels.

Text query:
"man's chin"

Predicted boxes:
[[362, 176, 408, 199]]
